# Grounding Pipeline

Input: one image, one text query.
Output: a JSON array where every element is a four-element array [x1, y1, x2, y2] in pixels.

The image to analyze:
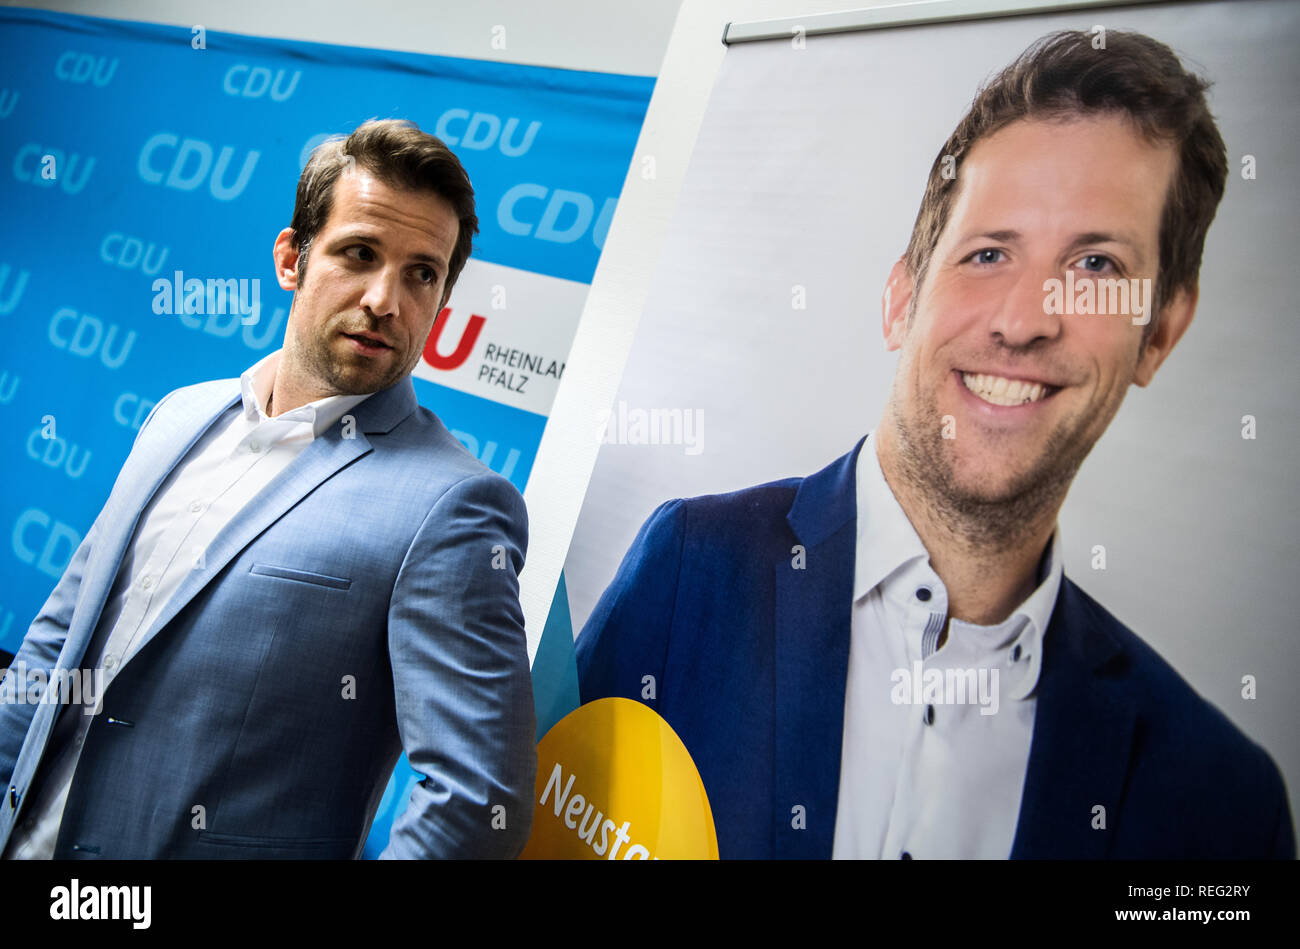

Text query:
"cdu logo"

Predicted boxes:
[[451, 429, 522, 481], [26, 427, 92, 480], [54, 51, 119, 87], [48, 307, 136, 369], [113, 392, 157, 431], [422, 306, 485, 372], [100, 233, 169, 276], [433, 109, 541, 158], [222, 65, 302, 102], [12, 144, 95, 194], [497, 185, 617, 249], [0, 263, 30, 315], [12, 508, 82, 580], [0, 370, 18, 405], [138, 133, 260, 201]]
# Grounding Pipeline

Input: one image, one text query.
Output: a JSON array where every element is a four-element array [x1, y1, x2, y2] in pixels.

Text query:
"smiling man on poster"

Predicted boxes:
[[576, 30, 1294, 859], [0, 119, 535, 859]]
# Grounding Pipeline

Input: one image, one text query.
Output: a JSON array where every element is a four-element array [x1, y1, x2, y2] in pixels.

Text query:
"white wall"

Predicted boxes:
[[5, 0, 683, 75]]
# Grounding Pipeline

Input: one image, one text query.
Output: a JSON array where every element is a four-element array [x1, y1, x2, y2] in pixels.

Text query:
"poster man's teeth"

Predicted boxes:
[[961, 373, 1047, 406]]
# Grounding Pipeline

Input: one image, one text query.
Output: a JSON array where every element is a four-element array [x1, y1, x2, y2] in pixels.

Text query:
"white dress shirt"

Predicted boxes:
[[4, 350, 371, 859], [831, 433, 1063, 859]]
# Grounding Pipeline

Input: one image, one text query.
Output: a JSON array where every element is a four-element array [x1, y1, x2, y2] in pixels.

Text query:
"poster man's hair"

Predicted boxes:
[[903, 29, 1228, 336]]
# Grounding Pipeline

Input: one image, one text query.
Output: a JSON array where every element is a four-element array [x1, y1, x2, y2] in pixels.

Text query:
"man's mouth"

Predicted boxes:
[[960, 372, 1058, 407], [343, 332, 391, 350]]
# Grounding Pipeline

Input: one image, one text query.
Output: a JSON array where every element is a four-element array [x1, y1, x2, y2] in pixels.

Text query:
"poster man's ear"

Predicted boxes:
[[1134, 285, 1197, 387], [882, 258, 914, 352]]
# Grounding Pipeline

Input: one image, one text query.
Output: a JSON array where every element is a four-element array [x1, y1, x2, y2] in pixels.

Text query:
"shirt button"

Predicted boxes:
[[900, 851, 912, 860], [250, 441, 261, 453], [916, 587, 932, 602], [189, 500, 203, 513], [104, 655, 118, 670], [140, 576, 154, 589], [923, 704, 935, 725], [1012, 644, 1022, 662]]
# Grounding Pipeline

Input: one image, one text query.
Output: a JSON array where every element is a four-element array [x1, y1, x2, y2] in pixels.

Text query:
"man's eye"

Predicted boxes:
[[345, 245, 375, 262], [415, 267, 436, 284], [966, 248, 1005, 265], [1075, 254, 1117, 274]]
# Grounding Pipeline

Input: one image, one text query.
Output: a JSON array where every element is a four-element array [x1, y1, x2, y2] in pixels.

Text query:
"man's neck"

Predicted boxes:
[[873, 425, 1059, 629], [265, 353, 333, 417]]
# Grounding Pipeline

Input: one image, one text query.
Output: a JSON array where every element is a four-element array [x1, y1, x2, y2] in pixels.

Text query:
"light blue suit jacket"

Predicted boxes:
[[0, 372, 535, 858]]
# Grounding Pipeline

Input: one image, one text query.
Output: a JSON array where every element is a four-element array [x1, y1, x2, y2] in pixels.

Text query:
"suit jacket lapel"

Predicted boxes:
[[66, 383, 245, 666], [772, 436, 865, 858], [771, 439, 1138, 860], [95, 375, 419, 668], [1010, 578, 1136, 858]]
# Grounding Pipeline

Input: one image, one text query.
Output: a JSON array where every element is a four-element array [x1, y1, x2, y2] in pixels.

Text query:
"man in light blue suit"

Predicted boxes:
[[577, 31, 1294, 859], [0, 119, 535, 859]]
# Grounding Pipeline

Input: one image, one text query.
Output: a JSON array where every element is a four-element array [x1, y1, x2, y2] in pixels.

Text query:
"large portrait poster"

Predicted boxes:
[[558, 0, 1300, 858]]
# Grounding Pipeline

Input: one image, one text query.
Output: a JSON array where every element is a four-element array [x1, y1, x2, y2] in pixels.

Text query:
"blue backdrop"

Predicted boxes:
[[0, 7, 651, 856]]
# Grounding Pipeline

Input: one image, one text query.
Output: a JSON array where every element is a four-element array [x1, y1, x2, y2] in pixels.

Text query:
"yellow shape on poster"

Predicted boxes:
[[521, 697, 718, 859]]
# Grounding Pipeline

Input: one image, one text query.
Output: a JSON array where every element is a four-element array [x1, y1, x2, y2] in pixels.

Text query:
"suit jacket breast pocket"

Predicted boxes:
[[197, 829, 357, 860], [248, 562, 352, 591]]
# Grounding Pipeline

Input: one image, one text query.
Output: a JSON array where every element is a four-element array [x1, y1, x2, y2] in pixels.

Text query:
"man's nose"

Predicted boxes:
[[358, 266, 401, 319], [988, 264, 1063, 348]]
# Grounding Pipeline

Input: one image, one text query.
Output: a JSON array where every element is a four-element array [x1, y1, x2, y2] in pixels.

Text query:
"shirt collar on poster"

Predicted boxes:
[[853, 431, 1062, 701]]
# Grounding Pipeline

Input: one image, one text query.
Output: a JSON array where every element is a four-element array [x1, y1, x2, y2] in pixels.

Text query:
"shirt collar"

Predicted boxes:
[[1018, 530, 1064, 655], [853, 431, 930, 602], [240, 348, 373, 439], [854, 431, 1064, 696]]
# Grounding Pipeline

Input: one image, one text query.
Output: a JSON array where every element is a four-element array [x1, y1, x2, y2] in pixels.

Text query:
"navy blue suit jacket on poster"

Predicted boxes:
[[575, 437, 1295, 859]]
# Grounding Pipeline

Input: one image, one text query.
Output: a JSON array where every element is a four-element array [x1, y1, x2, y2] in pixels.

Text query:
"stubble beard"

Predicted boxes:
[[888, 378, 1091, 555], [290, 310, 409, 397]]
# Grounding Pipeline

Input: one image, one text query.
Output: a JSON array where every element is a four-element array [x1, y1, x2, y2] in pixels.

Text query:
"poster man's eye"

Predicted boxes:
[[965, 248, 1005, 265], [1075, 254, 1117, 274]]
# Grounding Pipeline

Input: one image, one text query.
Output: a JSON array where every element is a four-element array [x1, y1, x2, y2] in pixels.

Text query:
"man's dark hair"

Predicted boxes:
[[289, 118, 479, 308], [902, 29, 1228, 336]]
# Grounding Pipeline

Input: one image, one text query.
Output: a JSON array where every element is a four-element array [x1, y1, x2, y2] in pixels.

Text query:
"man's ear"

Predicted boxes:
[[1133, 284, 1197, 387], [882, 258, 914, 352], [273, 227, 301, 292]]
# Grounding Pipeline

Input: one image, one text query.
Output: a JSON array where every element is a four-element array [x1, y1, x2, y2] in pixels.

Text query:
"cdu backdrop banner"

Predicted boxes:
[[0, 7, 652, 855]]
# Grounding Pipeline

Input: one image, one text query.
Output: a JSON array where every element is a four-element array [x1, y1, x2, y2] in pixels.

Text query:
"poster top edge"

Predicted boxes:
[[723, 0, 1185, 44]]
